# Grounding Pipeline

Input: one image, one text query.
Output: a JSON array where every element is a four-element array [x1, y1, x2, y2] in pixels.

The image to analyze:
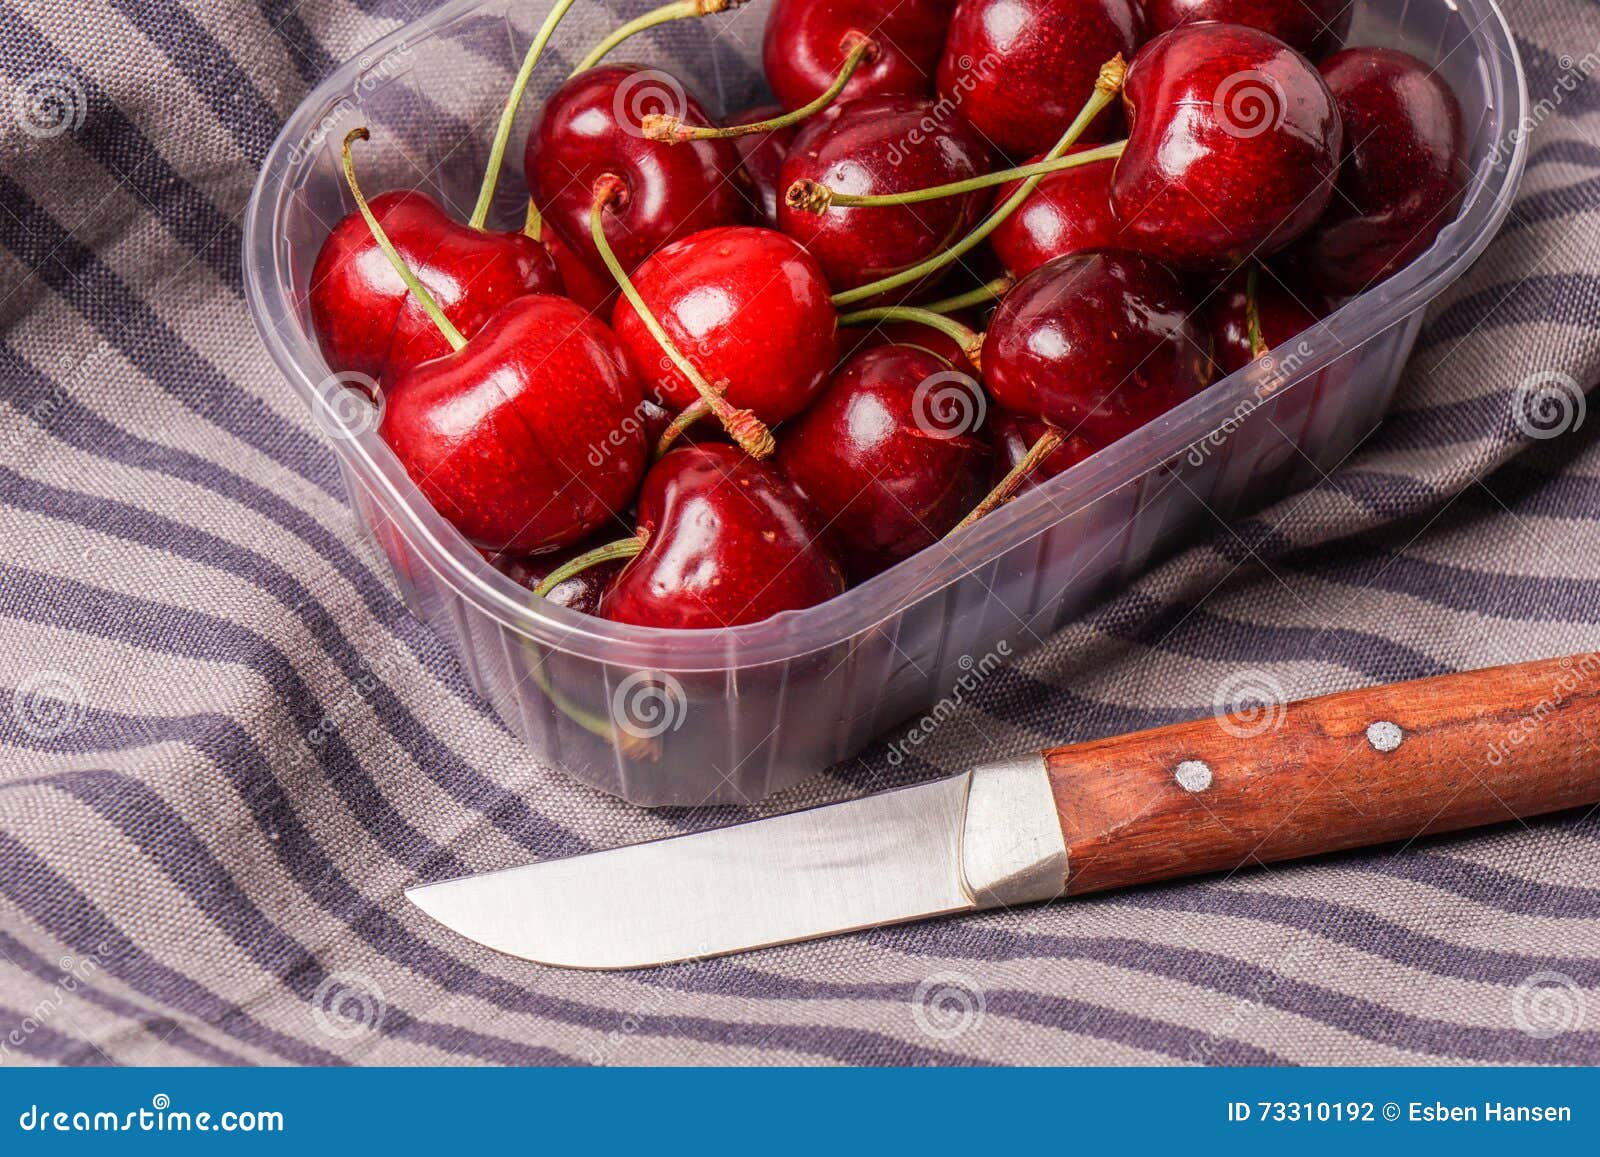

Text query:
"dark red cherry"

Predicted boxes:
[[600, 444, 847, 628], [1144, 0, 1351, 58], [989, 146, 1126, 277], [730, 106, 798, 227], [310, 191, 561, 383], [379, 294, 646, 554], [989, 408, 1101, 493], [937, 0, 1143, 157], [779, 344, 991, 579], [1111, 23, 1342, 268], [776, 95, 992, 296], [537, 220, 616, 314], [843, 313, 979, 373], [524, 65, 747, 279], [610, 226, 839, 423], [981, 249, 1212, 442], [763, 0, 954, 112], [1282, 47, 1467, 297], [1206, 265, 1324, 376], [492, 539, 628, 615]]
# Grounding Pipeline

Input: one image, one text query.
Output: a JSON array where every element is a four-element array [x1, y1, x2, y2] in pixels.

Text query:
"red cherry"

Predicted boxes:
[[524, 65, 747, 280], [600, 444, 847, 628], [989, 146, 1125, 277], [538, 220, 616, 314], [981, 249, 1212, 442], [310, 191, 561, 383], [1206, 265, 1324, 376], [610, 226, 839, 425], [779, 344, 992, 578], [379, 294, 647, 554], [730, 106, 799, 227], [776, 95, 992, 297], [1144, 0, 1351, 58], [843, 313, 979, 373], [1282, 47, 1467, 297], [763, 0, 954, 112], [988, 408, 1101, 493], [1110, 23, 1342, 268], [936, 0, 1143, 157], [492, 539, 629, 615]]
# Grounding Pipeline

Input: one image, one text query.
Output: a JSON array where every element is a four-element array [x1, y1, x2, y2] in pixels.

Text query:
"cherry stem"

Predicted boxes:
[[1246, 264, 1268, 360], [789, 140, 1125, 214], [654, 396, 712, 458], [532, 535, 646, 598], [831, 54, 1127, 308], [588, 178, 776, 458], [836, 305, 984, 368], [523, 197, 542, 240], [469, 0, 579, 231], [918, 275, 1013, 315], [950, 428, 1065, 534], [645, 34, 875, 142], [341, 128, 466, 353], [572, 0, 745, 74]]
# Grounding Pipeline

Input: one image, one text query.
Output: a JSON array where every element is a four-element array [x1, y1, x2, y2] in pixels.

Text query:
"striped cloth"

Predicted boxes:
[[2, 0, 1599, 1067]]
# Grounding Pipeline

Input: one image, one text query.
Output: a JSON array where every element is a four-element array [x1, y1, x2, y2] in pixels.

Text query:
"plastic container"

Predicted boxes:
[[244, 0, 1527, 806]]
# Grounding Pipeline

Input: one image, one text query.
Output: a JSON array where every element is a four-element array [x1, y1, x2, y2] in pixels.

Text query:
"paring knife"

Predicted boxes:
[[407, 653, 1600, 969]]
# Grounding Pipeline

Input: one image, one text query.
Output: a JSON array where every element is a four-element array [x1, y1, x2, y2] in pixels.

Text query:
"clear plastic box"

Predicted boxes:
[[243, 0, 1527, 805]]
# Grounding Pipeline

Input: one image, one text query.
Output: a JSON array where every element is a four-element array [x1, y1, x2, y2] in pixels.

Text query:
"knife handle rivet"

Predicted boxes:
[[1174, 760, 1213, 792], [1366, 721, 1403, 752]]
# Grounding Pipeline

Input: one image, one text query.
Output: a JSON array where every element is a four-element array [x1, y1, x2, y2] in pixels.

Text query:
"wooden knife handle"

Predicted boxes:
[[1044, 653, 1600, 894]]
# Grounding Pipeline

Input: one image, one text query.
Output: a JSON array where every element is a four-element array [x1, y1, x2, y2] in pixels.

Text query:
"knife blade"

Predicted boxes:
[[408, 652, 1600, 968]]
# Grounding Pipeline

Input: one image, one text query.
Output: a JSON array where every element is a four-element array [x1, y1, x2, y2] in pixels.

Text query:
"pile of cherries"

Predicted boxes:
[[309, 0, 1467, 630]]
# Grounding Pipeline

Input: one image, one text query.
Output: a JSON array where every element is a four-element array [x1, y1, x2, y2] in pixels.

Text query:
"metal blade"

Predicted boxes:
[[406, 755, 1066, 969]]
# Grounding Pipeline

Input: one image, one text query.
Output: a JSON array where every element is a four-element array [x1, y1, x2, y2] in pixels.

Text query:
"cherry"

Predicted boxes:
[[981, 249, 1212, 443], [1144, 0, 1351, 59], [989, 145, 1126, 277], [599, 444, 847, 628], [1110, 22, 1342, 268], [937, 0, 1143, 157], [491, 540, 627, 615], [1282, 47, 1467, 297], [310, 190, 561, 384], [1206, 264, 1324, 376], [843, 311, 980, 372], [730, 106, 798, 227], [610, 225, 839, 425], [988, 408, 1101, 494], [379, 293, 647, 553], [523, 64, 747, 281], [536, 218, 616, 314], [779, 344, 991, 578], [776, 95, 992, 297], [763, 0, 953, 112]]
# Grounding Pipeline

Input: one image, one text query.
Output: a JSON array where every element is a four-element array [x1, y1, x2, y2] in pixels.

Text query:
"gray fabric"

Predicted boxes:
[[2, 0, 1600, 1066]]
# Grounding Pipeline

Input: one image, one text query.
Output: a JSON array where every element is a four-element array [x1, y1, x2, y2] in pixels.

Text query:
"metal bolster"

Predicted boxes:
[[959, 753, 1069, 909]]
